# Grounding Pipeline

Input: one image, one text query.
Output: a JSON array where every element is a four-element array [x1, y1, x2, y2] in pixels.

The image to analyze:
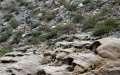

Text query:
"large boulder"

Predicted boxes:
[[90, 38, 120, 60]]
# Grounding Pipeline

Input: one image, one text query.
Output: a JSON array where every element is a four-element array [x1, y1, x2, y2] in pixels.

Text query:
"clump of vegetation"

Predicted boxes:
[[30, 22, 40, 29], [115, 0, 120, 4], [82, 0, 92, 5], [3, 1, 20, 14], [65, 3, 78, 11], [19, 0, 31, 6], [30, 9, 40, 16], [92, 25, 114, 36], [0, 46, 13, 57], [44, 13, 54, 21], [82, 16, 97, 30], [38, 25, 51, 33], [92, 18, 118, 36], [2, 14, 13, 22], [28, 31, 42, 37], [9, 19, 20, 29], [27, 4, 37, 10], [39, 12, 54, 21], [57, 17, 63, 23], [0, 30, 12, 42], [102, 18, 119, 27], [99, 7, 113, 16], [10, 32, 22, 44], [25, 9, 41, 23], [0, 5, 2, 10], [72, 14, 84, 23]]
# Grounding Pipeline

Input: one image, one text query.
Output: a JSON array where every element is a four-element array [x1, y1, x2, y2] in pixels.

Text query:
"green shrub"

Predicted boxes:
[[115, 0, 120, 4], [2, 2, 19, 13], [27, 5, 37, 10], [19, 0, 31, 6], [30, 22, 40, 29], [10, 19, 20, 29], [89, 1, 96, 10], [72, 14, 84, 23], [11, 32, 22, 44], [102, 18, 119, 27], [82, 0, 92, 5], [0, 46, 13, 56], [46, 30, 58, 40], [30, 9, 40, 16], [100, 7, 113, 16], [3, 14, 13, 22], [65, 4, 78, 11], [92, 25, 114, 36], [28, 31, 42, 37], [0, 30, 12, 42], [57, 17, 63, 23], [0, 5, 2, 10], [38, 25, 51, 32], [82, 14, 100, 30], [25, 16, 31, 24], [44, 13, 54, 21], [82, 18, 96, 30]]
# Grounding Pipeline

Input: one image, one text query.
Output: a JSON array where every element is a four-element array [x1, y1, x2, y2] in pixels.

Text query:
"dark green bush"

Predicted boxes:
[[115, 0, 120, 4], [0, 30, 12, 42], [28, 31, 42, 37], [82, 0, 92, 5], [0, 46, 13, 56], [57, 17, 63, 23], [11, 32, 22, 44], [38, 25, 51, 32], [92, 25, 114, 36], [30, 9, 40, 16], [82, 14, 100, 30], [0, 5, 2, 10], [44, 13, 54, 21], [65, 4, 78, 11], [100, 7, 113, 16], [3, 14, 13, 22], [19, 0, 31, 6], [10, 19, 20, 29], [30, 22, 40, 29], [72, 14, 84, 23], [102, 18, 119, 27]]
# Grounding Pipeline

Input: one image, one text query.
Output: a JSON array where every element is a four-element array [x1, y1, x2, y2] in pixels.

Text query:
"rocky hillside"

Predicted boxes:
[[0, 0, 120, 75]]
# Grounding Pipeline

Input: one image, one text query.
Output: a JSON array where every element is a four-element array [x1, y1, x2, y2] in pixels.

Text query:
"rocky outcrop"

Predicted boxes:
[[0, 37, 120, 75]]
